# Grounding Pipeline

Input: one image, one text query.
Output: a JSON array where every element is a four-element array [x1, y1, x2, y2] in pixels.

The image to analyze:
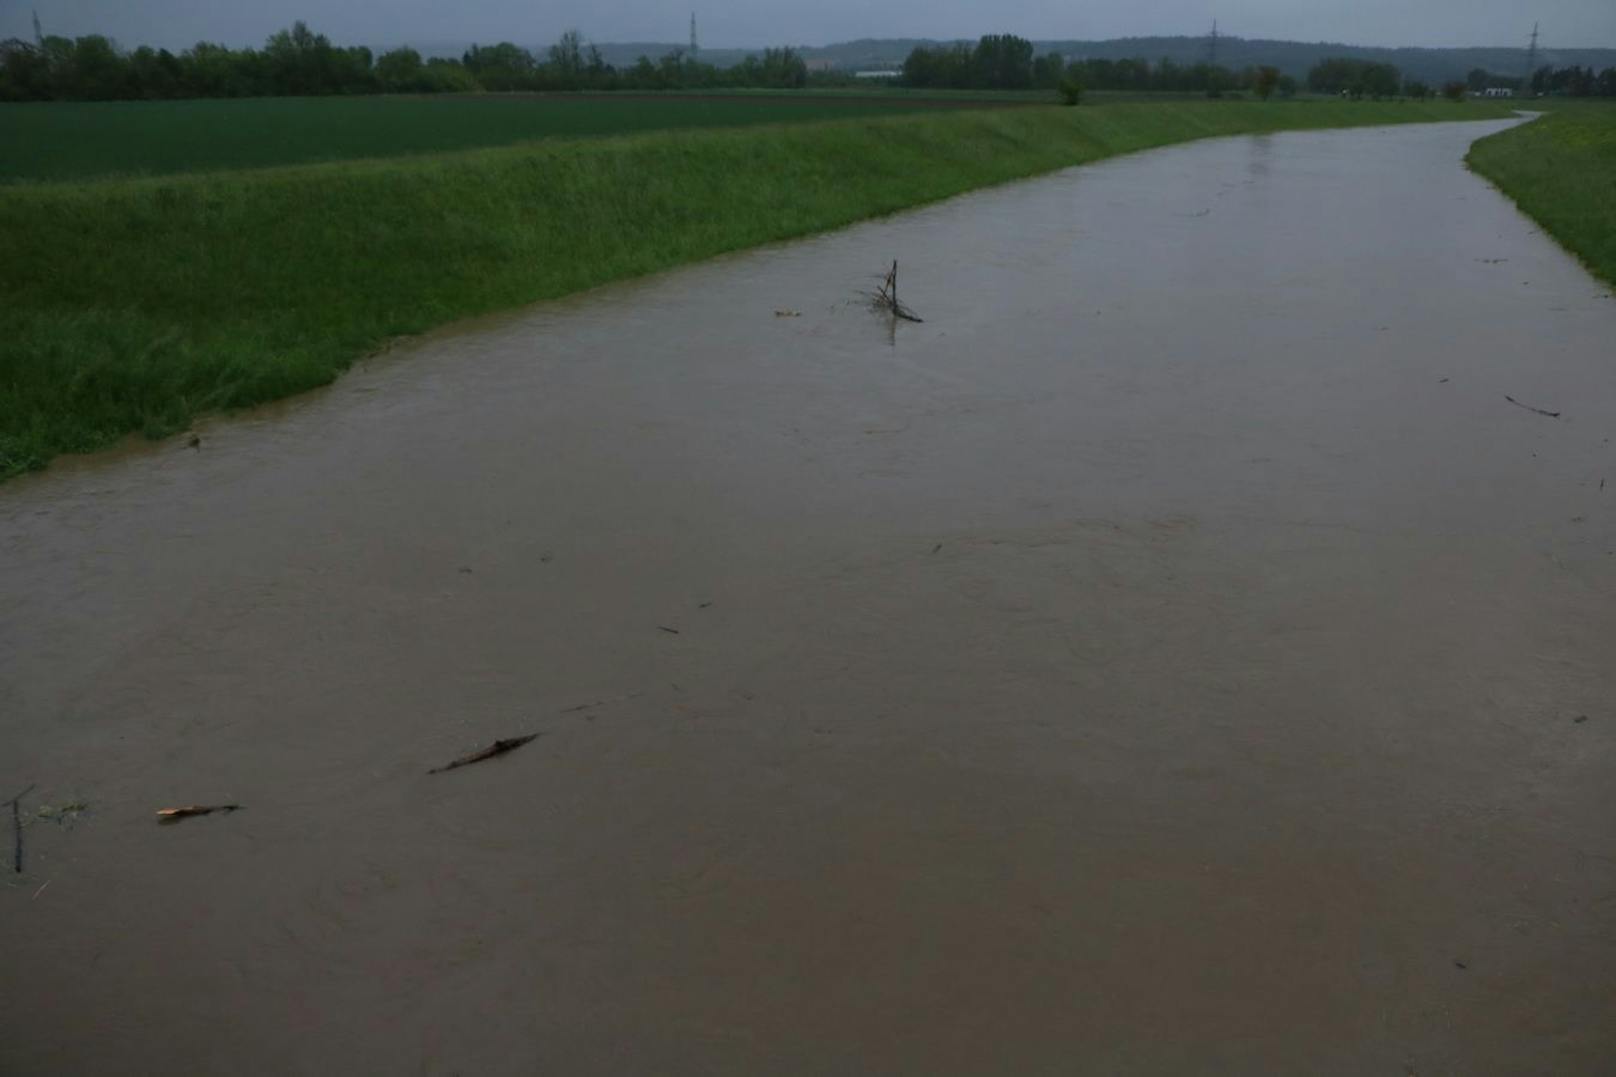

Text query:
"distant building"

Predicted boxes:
[[1481, 87, 1515, 98], [804, 58, 836, 73], [854, 70, 901, 79]]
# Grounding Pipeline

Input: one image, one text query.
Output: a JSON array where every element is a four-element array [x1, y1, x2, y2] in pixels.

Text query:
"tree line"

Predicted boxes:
[[1528, 65, 1616, 96], [0, 22, 816, 102], [902, 35, 1299, 98], [1460, 64, 1616, 97]]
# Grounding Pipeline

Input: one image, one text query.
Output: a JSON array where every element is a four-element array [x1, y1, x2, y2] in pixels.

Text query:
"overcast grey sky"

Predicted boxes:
[[3, 0, 1613, 52]]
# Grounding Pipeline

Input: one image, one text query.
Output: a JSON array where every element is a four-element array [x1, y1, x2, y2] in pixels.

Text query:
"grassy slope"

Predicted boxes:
[[1466, 102, 1616, 287], [0, 94, 974, 183], [1, 98, 1510, 477]]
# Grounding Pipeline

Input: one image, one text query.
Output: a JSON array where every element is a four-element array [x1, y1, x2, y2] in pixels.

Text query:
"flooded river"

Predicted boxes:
[[3, 116, 1613, 1073]]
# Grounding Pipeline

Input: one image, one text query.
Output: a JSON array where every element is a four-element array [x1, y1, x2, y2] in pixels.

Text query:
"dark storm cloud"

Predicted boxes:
[[5, 0, 1613, 51]]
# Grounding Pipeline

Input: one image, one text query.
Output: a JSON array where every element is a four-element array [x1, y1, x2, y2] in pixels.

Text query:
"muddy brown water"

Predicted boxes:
[[3, 116, 1615, 1074]]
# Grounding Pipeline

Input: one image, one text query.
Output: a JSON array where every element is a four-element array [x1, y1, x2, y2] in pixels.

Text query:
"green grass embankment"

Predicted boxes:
[[1, 98, 1512, 477], [0, 94, 1007, 183], [1467, 103, 1616, 287]]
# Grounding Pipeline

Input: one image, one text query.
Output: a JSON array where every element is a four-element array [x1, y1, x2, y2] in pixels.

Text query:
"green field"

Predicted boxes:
[[1467, 102, 1616, 287], [0, 93, 1020, 182], [0, 97, 1515, 478]]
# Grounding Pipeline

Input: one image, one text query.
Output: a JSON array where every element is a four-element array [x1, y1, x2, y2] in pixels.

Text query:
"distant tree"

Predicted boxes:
[[627, 54, 657, 87], [758, 47, 807, 88], [1403, 79, 1430, 99], [70, 34, 132, 99], [547, 29, 583, 80], [1441, 81, 1466, 101], [376, 46, 423, 90], [1058, 67, 1083, 105], [421, 57, 478, 92], [973, 34, 1034, 89], [128, 45, 184, 98], [1276, 73, 1298, 98], [1032, 51, 1064, 89], [901, 42, 972, 88], [0, 38, 50, 99], [1307, 57, 1399, 98], [1253, 65, 1280, 100], [463, 41, 536, 90]]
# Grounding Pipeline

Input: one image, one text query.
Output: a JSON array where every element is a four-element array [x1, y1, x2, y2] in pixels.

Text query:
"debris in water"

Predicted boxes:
[[1574, 715, 1589, 724], [931, 543, 943, 554], [1504, 395, 1560, 419], [868, 260, 923, 323], [428, 734, 539, 775], [657, 625, 681, 635], [559, 691, 641, 715], [35, 801, 88, 826], [7, 784, 35, 874], [698, 601, 713, 609], [773, 309, 801, 318], [186, 433, 201, 450], [1453, 960, 1468, 970], [156, 804, 242, 823], [1438, 377, 1450, 384]]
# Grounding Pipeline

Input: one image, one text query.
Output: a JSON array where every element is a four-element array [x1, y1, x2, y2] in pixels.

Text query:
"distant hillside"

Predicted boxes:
[[410, 35, 1616, 85]]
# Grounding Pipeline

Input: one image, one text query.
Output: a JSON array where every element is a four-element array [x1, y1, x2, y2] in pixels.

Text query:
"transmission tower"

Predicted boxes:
[[1207, 19, 1219, 66], [689, 12, 699, 57], [32, 7, 43, 46], [1523, 22, 1539, 94]]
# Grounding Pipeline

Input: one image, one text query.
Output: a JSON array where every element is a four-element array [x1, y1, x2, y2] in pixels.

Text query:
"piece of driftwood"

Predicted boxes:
[[870, 261, 923, 323], [156, 804, 242, 823], [428, 734, 539, 775], [1505, 395, 1561, 418], [7, 784, 34, 873]]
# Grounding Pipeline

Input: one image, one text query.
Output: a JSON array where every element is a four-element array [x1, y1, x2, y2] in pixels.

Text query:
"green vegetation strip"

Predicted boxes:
[[1466, 103, 1616, 287], [0, 94, 1004, 183], [1, 99, 1510, 478]]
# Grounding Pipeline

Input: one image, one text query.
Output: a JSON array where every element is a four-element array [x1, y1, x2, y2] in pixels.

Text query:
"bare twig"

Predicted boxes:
[[428, 734, 540, 775], [1505, 395, 1561, 418]]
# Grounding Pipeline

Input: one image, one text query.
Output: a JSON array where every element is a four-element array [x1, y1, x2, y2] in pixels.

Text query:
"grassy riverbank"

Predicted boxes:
[[1, 93, 1007, 183], [1, 97, 1510, 478], [1467, 103, 1616, 287]]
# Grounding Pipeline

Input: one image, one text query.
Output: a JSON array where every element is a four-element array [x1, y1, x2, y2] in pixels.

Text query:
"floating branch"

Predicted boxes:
[[156, 804, 242, 824], [1505, 395, 1561, 418], [868, 260, 923, 323], [428, 734, 540, 775]]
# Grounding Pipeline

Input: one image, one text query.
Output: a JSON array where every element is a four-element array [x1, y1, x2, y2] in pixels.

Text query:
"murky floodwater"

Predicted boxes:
[[3, 116, 1614, 1074]]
